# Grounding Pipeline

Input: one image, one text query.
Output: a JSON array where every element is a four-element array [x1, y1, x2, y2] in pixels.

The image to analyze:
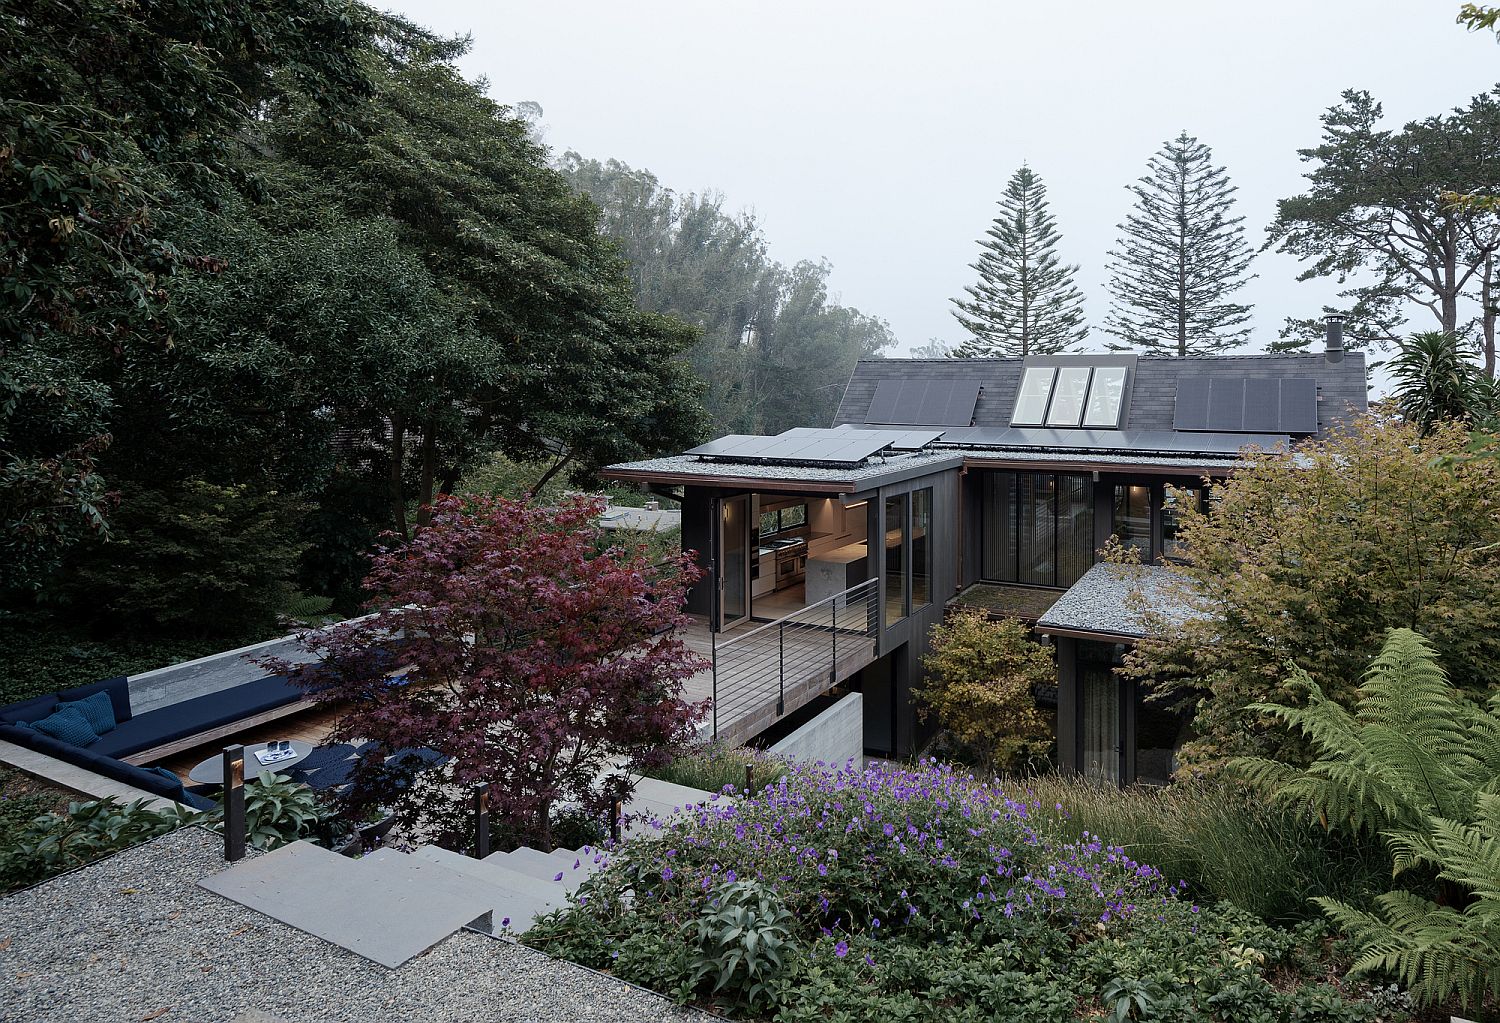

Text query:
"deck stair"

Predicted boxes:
[[197, 775, 727, 968]]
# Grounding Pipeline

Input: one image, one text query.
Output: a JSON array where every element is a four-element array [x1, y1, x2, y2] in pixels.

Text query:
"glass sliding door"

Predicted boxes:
[[1056, 475, 1095, 586], [911, 489, 932, 611], [883, 493, 908, 625], [718, 495, 751, 629], [1112, 484, 1152, 560], [1080, 665, 1121, 784], [1017, 474, 1056, 585], [981, 473, 1018, 580]]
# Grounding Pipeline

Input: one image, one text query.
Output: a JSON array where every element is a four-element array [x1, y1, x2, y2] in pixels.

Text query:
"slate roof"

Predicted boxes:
[[833, 352, 1367, 442], [1036, 563, 1203, 639]]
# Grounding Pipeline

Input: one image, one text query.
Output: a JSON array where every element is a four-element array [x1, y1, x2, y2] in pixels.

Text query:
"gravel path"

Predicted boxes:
[[0, 827, 708, 1023]]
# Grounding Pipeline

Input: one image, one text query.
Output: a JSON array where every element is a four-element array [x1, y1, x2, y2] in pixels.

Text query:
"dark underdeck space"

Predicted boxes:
[[949, 582, 1065, 621]]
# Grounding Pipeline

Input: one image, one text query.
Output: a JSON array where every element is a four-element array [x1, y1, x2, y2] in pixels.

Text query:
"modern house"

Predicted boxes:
[[602, 323, 1367, 783]]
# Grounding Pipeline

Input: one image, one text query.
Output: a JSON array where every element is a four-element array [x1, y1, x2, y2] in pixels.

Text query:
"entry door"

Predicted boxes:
[[1081, 665, 1121, 784], [718, 495, 751, 630]]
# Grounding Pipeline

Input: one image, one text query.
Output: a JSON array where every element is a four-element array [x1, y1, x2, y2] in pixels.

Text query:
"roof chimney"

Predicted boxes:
[[1324, 314, 1345, 361]]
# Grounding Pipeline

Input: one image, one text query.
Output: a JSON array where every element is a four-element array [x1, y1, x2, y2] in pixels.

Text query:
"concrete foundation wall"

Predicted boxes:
[[770, 693, 864, 766]]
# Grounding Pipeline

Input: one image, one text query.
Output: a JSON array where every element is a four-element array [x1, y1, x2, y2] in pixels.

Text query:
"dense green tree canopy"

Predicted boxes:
[[1105, 132, 1256, 356], [951, 165, 1088, 356], [1267, 88, 1500, 362], [559, 153, 894, 436]]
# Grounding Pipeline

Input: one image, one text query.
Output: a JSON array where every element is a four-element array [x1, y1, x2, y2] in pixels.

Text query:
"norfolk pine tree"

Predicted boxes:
[[951, 165, 1088, 356], [1105, 132, 1256, 355]]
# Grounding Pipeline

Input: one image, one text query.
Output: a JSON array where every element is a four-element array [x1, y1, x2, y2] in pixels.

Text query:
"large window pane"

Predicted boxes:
[[981, 472, 1018, 581], [1011, 367, 1056, 425], [1083, 366, 1128, 427], [1056, 474, 1095, 586], [884, 494, 907, 624], [911, 489, 932, 610], [1113, 484, 1152, 559], [1018, 473, 1056, 586], [1046, 367, 1091, 427]]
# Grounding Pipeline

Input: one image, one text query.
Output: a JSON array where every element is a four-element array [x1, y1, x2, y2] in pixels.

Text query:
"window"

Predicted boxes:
[[1011, 362, 1131, 429], [1083, 366, 1128, 427], [1113, 485, 1152, 559], [1162, 486, 1204, 559], [981, 471, 1095, 588], [1046, 367, 1092, 427], [759, 502, 805, 538], [1011, 367, 1056, 425], [884, 494, 907, 624], [911, 489, 932, 611]]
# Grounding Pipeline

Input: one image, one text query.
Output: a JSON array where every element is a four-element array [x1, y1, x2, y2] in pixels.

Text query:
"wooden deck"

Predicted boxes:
[[678, 614, 878, 747]]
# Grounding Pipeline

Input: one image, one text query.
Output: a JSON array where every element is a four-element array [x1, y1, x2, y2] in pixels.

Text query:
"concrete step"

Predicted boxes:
[[198, 840, 497, 967], [546, 844, 605, 880], [629, 776, 727, 809], [491, 845, 580, 884], [403, 846, 562, 933]]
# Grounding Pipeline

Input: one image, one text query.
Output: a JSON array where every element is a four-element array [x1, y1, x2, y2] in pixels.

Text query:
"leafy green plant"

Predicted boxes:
[[218, 771, 327, 851], [683, 879, 795, 1012], [0, 797, 194, 893], [1388, 331, 1487, 435], [1234, 628, 1500, 1010], [1102, 976, 1163, 1022]]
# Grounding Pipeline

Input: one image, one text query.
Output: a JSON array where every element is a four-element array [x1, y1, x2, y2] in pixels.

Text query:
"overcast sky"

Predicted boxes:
[[382, 1, 1496, 371]]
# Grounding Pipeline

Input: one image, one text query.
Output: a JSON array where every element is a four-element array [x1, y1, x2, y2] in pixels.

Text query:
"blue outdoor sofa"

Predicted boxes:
[[0, 673, 308, 810]]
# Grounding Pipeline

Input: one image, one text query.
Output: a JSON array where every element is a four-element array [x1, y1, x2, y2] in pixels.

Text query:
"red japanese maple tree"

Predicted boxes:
[[268, 493, 707, 850]]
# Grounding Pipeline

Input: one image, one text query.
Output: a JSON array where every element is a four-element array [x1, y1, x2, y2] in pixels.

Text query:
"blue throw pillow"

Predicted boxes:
[[58, 690, 116, 735], [29, 706, 99, 747], [144, 766, 183, 786]]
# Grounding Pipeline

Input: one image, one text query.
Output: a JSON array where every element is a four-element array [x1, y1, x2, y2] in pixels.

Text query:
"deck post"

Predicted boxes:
[[711, 633, 718, 739], [777, 624, 785, 716]]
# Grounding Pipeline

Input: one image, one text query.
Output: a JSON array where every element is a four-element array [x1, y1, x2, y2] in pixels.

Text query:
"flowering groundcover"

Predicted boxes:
[[525, 760, 1389, 1022]]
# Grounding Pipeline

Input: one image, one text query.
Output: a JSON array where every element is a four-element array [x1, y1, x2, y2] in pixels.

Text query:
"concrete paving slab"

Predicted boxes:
[[198, 841, 494, 968]]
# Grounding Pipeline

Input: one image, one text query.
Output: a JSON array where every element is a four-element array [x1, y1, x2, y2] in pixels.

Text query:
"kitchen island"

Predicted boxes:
[[806, 541, 869, 606]]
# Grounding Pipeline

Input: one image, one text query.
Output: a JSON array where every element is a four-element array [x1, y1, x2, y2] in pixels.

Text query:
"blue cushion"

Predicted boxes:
[[58, 690, 116, 735], [56, 676, 132, 724], [29, 706, 99, 747]]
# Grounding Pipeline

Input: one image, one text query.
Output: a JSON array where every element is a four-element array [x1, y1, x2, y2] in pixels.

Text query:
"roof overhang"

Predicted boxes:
[[599, 467, 856, 494], [960, 456, 1234, 477]]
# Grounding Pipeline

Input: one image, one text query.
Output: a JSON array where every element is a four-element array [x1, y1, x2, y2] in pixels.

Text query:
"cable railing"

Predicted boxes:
[[710, 578, 879, 739]]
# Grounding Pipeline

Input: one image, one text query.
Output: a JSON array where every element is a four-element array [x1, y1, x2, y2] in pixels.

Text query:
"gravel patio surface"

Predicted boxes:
[[0, 826, 708, 1023]]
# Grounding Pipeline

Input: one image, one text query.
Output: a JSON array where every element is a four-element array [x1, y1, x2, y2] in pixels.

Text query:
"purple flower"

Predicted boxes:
[[834, 940, 849, 958]]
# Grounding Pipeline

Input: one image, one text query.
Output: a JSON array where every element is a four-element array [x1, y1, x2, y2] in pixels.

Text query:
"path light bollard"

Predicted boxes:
[[472, 782, 491, 859], [609, 799, 622, 843], [744, 763, 754, 795], [223, 745, 246, 862]]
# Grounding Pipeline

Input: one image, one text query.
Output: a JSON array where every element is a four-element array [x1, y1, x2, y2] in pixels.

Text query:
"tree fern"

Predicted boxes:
[[1234, 629, 1500, 1012]]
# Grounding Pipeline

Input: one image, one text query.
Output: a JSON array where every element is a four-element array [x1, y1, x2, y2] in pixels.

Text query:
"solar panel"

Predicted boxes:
[[1242, 378, 1281, 433], [1281, 378, 1319, 433], [690, 427, 944, 467], [865, 379, 980, 427], [1173, 377, 1211, 431], [864, 380, 904, 424], [1207, 378, 1247, 431], [1175, 376, 1320, 434]]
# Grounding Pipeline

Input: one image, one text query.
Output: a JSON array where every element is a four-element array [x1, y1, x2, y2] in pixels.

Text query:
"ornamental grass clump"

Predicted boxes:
[[525, 760, 1378, 1020]]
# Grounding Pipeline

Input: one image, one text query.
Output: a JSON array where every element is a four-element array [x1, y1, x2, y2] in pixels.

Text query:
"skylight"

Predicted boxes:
[[1082, 366, 1128, 427], [1011, 367, 1056, 425], [1010, 362, 1130, 429], [1046, 367, 1092, 426]]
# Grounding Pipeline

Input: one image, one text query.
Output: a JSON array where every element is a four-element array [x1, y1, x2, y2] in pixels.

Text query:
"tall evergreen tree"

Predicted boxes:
[[1104, 132, 1256, 355], [951, 165, 1087, 356]]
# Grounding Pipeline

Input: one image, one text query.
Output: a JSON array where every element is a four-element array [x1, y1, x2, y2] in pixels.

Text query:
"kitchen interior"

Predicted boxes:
[[751, 494, 871, 620]]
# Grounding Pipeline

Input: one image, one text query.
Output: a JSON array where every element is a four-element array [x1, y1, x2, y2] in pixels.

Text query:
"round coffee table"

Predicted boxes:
[[187, 740, 316, 786]]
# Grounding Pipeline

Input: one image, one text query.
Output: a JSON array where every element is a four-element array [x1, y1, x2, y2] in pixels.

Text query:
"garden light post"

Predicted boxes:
[[472, 782, 491, 859], [222, 744, 246, 862]]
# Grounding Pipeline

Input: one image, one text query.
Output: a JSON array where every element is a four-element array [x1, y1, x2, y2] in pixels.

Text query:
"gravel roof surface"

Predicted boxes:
[[0, 826, 706, 1023], [1036, 563, 1200, 638], [605, 447, 962, 484]]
